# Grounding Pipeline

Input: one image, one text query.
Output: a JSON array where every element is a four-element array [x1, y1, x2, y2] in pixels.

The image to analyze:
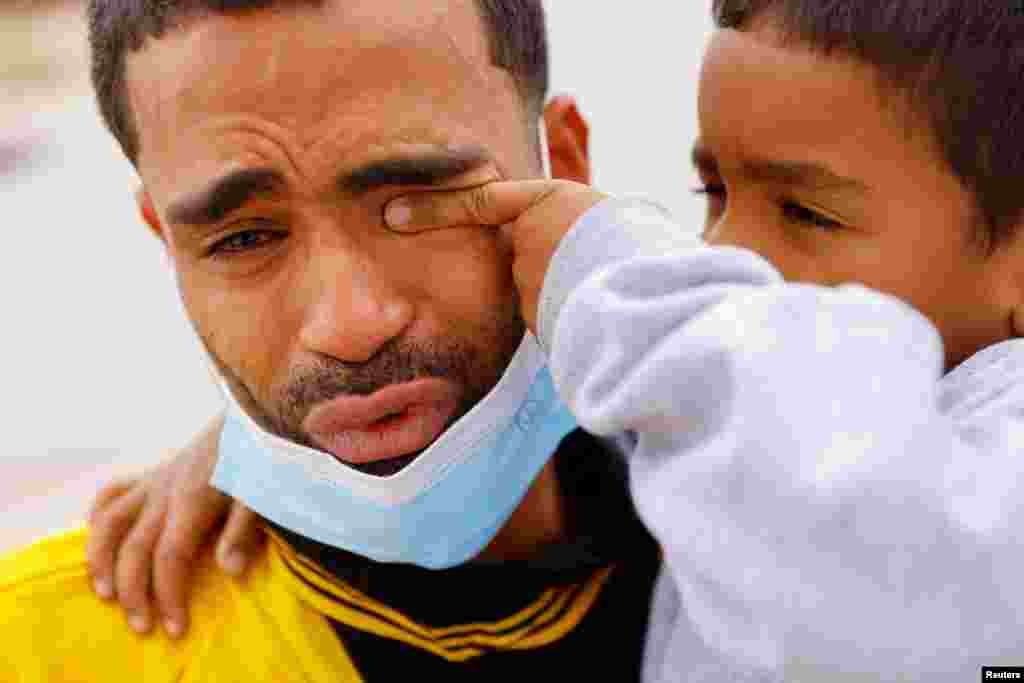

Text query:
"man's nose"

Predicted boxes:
[[298, 247, 415, 364]]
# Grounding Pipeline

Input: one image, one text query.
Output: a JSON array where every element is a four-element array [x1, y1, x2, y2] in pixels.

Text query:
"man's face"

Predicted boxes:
[[129, 0, 536, 475], [697, 20, 1020, 369]]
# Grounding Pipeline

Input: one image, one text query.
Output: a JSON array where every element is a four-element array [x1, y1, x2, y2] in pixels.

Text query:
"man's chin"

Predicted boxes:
[[348, 450, 424, 477], [279, 431, 429, 477]]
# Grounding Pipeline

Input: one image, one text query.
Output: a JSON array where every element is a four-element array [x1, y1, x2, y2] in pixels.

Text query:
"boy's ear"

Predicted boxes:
[[136, 187, 167, 243], [542, 95, 592, 185]]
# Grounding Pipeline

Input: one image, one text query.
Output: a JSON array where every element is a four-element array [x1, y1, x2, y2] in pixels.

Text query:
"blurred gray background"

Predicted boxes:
[[0, 1, 713, 550]]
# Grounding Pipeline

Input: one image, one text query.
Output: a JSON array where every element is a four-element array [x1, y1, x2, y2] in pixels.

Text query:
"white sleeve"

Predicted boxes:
[[539, 198, 1024, 681]]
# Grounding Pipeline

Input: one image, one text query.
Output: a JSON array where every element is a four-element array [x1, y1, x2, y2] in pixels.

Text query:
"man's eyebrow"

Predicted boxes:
[[166, 168, 284, 226], [691, 145, 870, 195], [338, 146, 495, 196]]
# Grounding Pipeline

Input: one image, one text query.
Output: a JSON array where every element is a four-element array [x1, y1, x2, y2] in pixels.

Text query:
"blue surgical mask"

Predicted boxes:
[[208, 124, 578, 569]]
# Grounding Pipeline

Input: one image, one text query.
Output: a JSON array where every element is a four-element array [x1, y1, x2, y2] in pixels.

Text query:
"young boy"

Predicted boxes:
[[85, 0, 1024, 679]]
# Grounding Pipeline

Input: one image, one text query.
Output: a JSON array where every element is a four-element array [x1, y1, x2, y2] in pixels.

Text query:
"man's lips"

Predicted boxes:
[[301, 379, 460, 468]]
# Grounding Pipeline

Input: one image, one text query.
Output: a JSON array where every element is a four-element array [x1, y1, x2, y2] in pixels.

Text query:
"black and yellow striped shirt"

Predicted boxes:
[[0, 430, 660, 681]]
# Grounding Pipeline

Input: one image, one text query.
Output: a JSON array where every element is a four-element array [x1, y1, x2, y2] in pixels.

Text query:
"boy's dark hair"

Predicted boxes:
[[88, 0, 548, 165], [713, 0, 1024, 249]]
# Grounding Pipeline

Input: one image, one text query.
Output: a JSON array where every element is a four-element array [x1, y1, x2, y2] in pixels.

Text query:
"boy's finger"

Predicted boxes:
[[151, 485, 231, 639], [86, 487, 147, 601], [216, 502, 264, 577], [87, 478, 138, 524], [385, 180, 557, 233], [113, 495, 169, 635]]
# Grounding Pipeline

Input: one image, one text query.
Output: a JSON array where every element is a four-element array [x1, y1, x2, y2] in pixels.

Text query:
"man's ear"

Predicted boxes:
[[136, 187, 167, 243], [542, 95, 591, 185]]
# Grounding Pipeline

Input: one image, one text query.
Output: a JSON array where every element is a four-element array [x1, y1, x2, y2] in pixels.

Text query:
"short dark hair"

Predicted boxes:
[[712, 0, 1024, 249], [88, 0, 549, 164]]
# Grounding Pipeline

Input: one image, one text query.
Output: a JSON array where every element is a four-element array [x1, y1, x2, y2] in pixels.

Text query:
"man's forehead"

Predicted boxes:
[[128, 0, 525, 195], [128, 2, 501, 141], [131, 3, 490, 101], [136, 0, 488, 62]]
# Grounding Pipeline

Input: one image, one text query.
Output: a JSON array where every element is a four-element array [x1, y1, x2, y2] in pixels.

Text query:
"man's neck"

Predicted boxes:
[[475, 458, 568, 563]]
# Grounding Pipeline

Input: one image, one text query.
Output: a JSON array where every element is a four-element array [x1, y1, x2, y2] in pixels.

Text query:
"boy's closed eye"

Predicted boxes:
[[693, 182, 846, 232]]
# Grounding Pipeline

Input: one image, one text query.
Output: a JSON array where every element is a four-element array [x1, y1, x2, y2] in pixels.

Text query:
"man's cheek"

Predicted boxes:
[[415, 229, 516, 307], [193, 297, 292, 402]]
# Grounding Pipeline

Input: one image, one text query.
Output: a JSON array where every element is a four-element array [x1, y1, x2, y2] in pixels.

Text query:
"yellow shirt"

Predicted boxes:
[[0, 527, 614, 682], [0, 527, 362, 682]]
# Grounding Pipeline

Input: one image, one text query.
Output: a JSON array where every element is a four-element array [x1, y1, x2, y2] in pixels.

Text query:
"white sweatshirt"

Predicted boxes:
[[536, 198, 1024, 682]]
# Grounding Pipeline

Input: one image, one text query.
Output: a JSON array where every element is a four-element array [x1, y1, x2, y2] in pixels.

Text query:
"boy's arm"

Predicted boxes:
[[540, 200, 1024, 681], [87, 413, 265, 639]]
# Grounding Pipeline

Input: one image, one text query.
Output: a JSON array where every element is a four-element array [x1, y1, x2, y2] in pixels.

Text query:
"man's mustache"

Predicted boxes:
[[279, 340, 475, 427]]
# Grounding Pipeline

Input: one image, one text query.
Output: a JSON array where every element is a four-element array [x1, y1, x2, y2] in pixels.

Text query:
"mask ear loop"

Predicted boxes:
[[537, 115, 552, 180]]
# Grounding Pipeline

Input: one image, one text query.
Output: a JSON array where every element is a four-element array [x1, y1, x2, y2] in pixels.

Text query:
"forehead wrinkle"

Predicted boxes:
[[281, 39, 503, 176]]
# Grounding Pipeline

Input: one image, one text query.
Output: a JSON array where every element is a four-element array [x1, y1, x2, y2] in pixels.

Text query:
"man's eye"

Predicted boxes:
[[781, 202, 843, 231], [208, 229, 285, 256]]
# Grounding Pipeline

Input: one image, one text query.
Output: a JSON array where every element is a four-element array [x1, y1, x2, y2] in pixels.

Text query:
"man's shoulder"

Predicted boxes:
[[0, 525, 92, 596], [0, 527, 154, 678], [0, 525, 239, 604], [0, 528, 353, 681], [0, 527, 223, 681], [0, 524, 249, 620]]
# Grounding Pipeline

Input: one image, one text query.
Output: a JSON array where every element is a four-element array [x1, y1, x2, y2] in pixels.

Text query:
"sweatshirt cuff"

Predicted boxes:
[[537, 197, 699, 353]]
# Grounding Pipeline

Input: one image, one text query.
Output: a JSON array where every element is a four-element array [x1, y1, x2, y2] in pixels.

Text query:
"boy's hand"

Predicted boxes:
[[385, 177, 607, 334], [86, 414, 265, 639]]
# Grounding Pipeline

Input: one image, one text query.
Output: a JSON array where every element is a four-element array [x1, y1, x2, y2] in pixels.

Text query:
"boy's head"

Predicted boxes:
[[697, 0, 1024, 369]]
